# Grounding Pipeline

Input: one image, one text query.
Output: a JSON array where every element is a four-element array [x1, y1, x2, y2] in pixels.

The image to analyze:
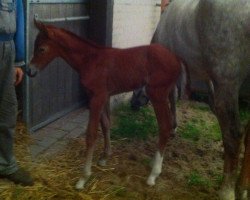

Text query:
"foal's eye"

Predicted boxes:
[[38, 47, 45, 53]]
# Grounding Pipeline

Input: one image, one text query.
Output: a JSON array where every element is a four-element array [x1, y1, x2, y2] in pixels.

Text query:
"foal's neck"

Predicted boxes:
[[56, 30, 99, 72], [59, 31, 97, 53]]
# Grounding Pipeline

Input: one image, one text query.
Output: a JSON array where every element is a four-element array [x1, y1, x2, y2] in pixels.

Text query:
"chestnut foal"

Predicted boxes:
[[28, 21, 181, 189]]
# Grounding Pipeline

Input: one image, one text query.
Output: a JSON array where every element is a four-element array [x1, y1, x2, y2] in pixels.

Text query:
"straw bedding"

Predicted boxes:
[[0, 101, 223, 200]]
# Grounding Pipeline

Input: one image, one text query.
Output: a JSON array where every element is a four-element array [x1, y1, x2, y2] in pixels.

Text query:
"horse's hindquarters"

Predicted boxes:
[[154, 0, 205, 79]]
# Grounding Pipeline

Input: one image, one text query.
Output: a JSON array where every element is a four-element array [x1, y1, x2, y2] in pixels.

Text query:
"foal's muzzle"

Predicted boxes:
[[26, 65, 38, 77]]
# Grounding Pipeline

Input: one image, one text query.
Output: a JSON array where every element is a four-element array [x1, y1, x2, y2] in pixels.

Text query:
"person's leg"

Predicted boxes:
[[0, 41, 33, 186], [0, 41, 18, 175]]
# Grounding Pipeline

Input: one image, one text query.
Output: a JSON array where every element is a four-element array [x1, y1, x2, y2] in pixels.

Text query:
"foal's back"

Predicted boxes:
[[101, 44, 180, 95]]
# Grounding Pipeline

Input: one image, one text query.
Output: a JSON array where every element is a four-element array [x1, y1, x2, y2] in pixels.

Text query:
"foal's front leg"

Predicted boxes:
[[75, 94, 107, 190]]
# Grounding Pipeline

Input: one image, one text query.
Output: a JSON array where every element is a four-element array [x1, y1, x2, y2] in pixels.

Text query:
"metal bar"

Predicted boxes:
[[34, 14, 90, 23], [24, 0, 31, 128], [29, 0, 89, 4], [113, 0, 161, 6], [30, 102, 85, 132]]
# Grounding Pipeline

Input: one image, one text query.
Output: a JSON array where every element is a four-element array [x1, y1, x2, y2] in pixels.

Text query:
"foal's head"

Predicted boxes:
[[27, 21, 61, 77]]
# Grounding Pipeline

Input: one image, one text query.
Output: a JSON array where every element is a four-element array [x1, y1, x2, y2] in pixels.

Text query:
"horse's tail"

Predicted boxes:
[[175, 61, 191, 100]]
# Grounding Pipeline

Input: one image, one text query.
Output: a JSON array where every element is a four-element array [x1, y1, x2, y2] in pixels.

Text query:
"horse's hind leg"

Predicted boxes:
[[75, 94, 107, 189], [212, 84, 242, 200], [98, 100, 112, 166], [146, 87, 173, 186], [238, 121, 250, 200]]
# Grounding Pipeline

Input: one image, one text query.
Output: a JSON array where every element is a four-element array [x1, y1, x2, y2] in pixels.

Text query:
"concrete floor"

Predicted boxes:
[[30, 108, 89, 158]]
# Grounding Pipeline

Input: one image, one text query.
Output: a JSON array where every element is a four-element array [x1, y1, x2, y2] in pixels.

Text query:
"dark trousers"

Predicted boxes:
[[0, 41, 18, 175]]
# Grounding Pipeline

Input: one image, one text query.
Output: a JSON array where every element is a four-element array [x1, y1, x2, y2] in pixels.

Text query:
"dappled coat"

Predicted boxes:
[[151, 1, 250, 200]]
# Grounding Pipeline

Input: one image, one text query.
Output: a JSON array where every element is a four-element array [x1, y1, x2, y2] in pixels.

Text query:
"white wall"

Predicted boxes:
[[112, 0, 161, 48]]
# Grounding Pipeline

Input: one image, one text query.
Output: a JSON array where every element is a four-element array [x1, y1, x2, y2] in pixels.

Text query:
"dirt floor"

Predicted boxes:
[[0, 101, 232, 200]]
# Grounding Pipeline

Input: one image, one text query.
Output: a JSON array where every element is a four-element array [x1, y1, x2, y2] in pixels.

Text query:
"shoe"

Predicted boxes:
[[0, 168, 34, 186]]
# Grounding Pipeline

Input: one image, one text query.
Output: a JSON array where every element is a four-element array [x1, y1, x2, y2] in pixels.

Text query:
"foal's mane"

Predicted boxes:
[[50, 25, 112, 50]]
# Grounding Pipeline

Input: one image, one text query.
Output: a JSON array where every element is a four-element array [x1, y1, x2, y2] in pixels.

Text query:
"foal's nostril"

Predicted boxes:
[[26, 68, 38, 78]]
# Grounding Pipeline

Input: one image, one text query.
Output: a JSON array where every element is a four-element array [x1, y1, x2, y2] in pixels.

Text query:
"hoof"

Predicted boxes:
[[98, 159, 107, 167], [146, 176, 156, 186], [219, 187, 235, 200], [75, 178, 86, 190], [238, 189, 248, 200]]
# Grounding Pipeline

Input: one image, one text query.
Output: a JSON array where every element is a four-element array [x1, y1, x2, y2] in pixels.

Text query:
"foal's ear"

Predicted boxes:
[[34, 19, 57, 40], [34, 19, 50, 35], [34, 19, 45, 31]]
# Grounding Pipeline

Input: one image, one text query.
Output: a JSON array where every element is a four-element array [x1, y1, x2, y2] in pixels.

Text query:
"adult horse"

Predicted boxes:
[[27, 21, 181, 190], [149, 0, 250, 199]]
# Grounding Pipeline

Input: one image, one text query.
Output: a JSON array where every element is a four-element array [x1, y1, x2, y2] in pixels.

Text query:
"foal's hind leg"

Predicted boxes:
[[169, 87, 177, 135], [98, 100, 112, 166], [146, 87, 173, 186], [76, 94, 107, 189]]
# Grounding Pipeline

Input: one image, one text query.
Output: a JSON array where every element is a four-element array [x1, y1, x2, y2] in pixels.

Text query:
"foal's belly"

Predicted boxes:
[[108, 69, 148, 95], [109, 76, 147, 95]]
